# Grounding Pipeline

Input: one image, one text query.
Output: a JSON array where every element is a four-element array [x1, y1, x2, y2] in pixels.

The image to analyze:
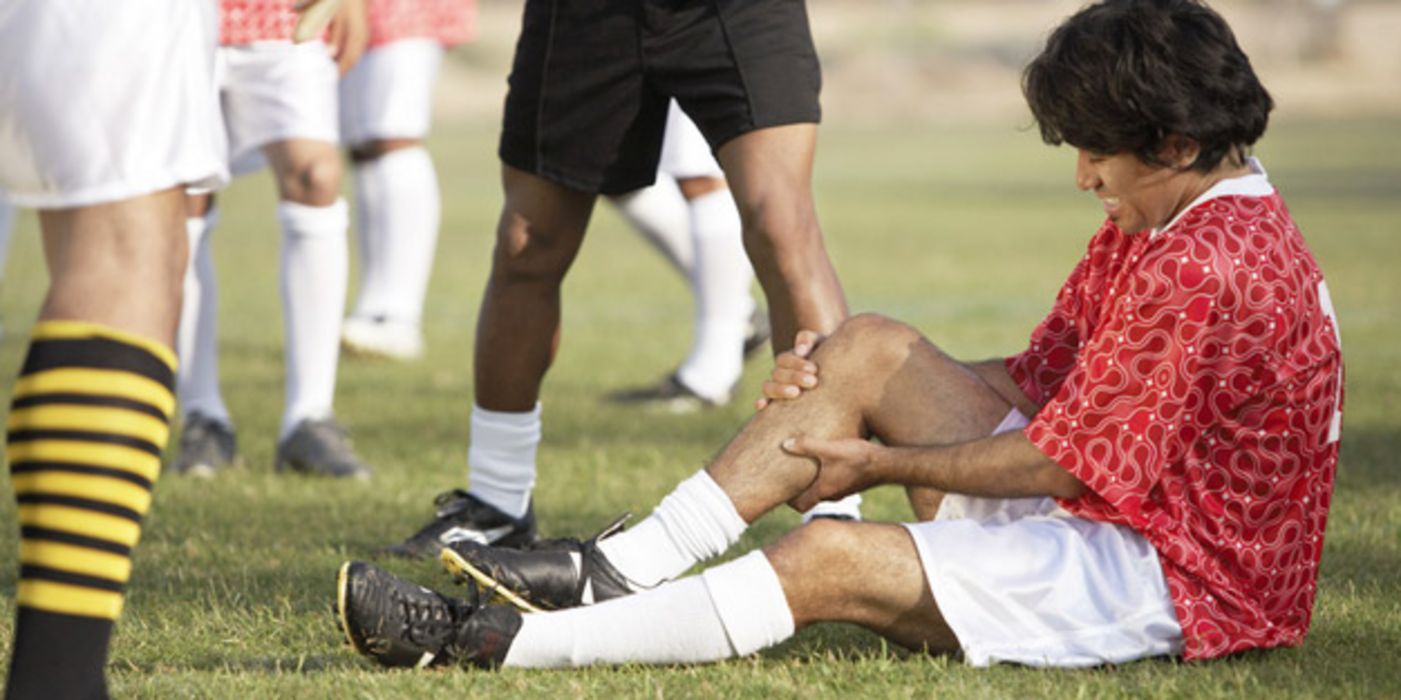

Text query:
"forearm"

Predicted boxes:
[[871, 430, 1085, 500]]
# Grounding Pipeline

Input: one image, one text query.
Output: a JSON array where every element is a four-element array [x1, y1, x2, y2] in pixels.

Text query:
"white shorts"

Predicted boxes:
[[218, 42, 340, 176], [0, 0, 227, 208], [658, 102, 723, 180], [339, 38, 445, 147], [904, 410, 1184, 667]]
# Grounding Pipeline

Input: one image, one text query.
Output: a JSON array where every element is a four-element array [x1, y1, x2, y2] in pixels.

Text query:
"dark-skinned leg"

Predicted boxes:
[[474, 166, 596, 411], [717, 124, 847, 353]]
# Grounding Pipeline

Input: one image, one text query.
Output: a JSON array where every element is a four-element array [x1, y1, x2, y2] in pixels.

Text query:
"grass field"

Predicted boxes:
[[0, 117, 1398, 698]]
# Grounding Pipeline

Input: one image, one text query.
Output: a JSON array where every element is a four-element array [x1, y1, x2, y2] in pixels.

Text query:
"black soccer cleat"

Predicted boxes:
[[440, 514, 635, 612], [605, 372, 729, 413], [382, 490, 537, 559], [335, 561, 522, 670]]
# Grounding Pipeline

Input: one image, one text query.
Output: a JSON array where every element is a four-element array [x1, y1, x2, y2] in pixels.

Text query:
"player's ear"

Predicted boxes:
[[1158, 134, 1201, 171]]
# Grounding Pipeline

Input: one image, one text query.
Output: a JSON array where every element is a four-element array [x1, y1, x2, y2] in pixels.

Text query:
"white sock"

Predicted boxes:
[[278, 199, 349, 439], [802, 493, 864, 523], [503, 551, 794, 667], [467, 403, 541, 518], [596, 470, 747, 589], [676, 189, 755, 402], [176, 209, 232, 424], [612, 174, 694, 276], [349, 147, 441, 324]]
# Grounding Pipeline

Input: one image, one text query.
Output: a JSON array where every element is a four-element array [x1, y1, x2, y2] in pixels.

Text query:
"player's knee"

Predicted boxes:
[[821, 313, 925, 376], [280, 156, 342, 206], [489, 219, 578, 287]]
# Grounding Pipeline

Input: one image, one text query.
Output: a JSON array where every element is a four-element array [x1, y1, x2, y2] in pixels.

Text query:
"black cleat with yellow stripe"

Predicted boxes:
[[5, 321, 176, 700]]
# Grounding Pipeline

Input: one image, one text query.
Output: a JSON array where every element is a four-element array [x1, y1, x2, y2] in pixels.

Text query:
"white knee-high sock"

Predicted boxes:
[[467, 403, 541, 518], [278, 199, 349, 439], [676, 189, 755, 401], [612, 174, 694, 276], [596, 470, 747, 589], [350, 147, 441, 323], [177, 209, 232, 424], [503, 551, 795, 667]]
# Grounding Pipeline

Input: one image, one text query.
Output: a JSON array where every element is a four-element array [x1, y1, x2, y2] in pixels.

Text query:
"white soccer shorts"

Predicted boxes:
[[218, 41, 341, 176], [339, 38, 445, 147], [0, 0, 227, 208], [904, 409, 1185, 667]]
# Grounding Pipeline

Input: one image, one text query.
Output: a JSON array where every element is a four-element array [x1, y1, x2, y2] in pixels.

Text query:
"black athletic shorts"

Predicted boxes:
[[499, 0, 823, 195]]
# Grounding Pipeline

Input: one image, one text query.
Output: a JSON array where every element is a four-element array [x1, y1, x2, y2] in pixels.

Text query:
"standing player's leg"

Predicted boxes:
[[262, 136, 366, 479], [716, 123, 847, 352], [0, 1, 224, 694], [173, 192, 238, 476], [216, 39, 367, 478], [340, 38, 447, 361]]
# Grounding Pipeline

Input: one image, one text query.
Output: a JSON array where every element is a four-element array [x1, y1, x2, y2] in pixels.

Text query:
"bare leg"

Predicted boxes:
[[474, 166, 596, 411], [40, 189, 188, 340], [706, 314, 1013, 522], [717, 123, 847, 352], [766, 519, 958, 652]]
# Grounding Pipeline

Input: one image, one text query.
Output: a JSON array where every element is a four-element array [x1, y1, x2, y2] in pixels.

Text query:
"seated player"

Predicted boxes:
[[335, 0, 1344, 669]]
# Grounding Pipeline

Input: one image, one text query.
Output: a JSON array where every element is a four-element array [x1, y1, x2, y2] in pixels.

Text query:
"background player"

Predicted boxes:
[[339, 0, 477, 362], [0, 1, 226, 695], [174, 0, 373, 479]]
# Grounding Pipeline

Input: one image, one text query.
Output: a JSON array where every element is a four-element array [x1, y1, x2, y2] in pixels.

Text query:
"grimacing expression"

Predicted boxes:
[[1074, 148, 1206, 236]]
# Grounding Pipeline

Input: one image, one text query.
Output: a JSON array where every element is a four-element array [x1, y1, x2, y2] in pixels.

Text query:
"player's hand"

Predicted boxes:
[[323, 0, 368, 75], [782, 435, 883, 512], [755, 330, 824, 411]]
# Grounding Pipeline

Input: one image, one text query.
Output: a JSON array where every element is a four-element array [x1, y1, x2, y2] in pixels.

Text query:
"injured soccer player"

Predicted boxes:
[[334, 0, 1343, 670]]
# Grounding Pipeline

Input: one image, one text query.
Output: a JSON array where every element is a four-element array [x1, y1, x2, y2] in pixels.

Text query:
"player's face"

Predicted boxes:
[[1073, 148, 1198, 235]]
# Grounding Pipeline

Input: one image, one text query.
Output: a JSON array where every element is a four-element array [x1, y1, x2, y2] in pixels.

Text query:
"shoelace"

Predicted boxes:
[[391, 587, 473, 648]]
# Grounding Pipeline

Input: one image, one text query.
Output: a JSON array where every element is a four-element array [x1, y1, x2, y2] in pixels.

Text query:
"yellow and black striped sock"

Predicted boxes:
[[5, 321, 175, 700]]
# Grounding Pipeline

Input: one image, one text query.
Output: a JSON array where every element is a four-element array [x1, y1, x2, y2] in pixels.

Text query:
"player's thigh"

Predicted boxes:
[[500, 0, 667, 196], [766, 520, 959, 652]]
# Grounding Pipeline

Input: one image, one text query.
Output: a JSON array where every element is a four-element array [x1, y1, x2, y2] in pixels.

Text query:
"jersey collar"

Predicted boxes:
[[1152, 157, 1275, 238]]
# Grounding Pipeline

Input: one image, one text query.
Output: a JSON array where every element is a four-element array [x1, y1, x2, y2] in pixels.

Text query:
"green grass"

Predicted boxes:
[[0, 117, 1398, 698]]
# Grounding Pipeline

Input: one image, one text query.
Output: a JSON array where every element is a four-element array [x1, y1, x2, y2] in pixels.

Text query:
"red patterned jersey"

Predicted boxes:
[[367, 0, 475, 48], [1006, 165, 1343, 660], [220, 0, 298, 45]]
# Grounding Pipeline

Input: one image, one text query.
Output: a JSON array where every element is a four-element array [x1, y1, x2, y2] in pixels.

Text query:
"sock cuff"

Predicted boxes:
[[470, 403, 543, 449], [667, 470, 748, 541], [702, 551, 796, 656], [24, 321, 177, 385], [277, 197, 349, 236]]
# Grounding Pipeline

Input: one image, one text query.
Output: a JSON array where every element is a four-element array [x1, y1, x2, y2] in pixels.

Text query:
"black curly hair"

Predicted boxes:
[[1023, 0, 1273, 171]]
